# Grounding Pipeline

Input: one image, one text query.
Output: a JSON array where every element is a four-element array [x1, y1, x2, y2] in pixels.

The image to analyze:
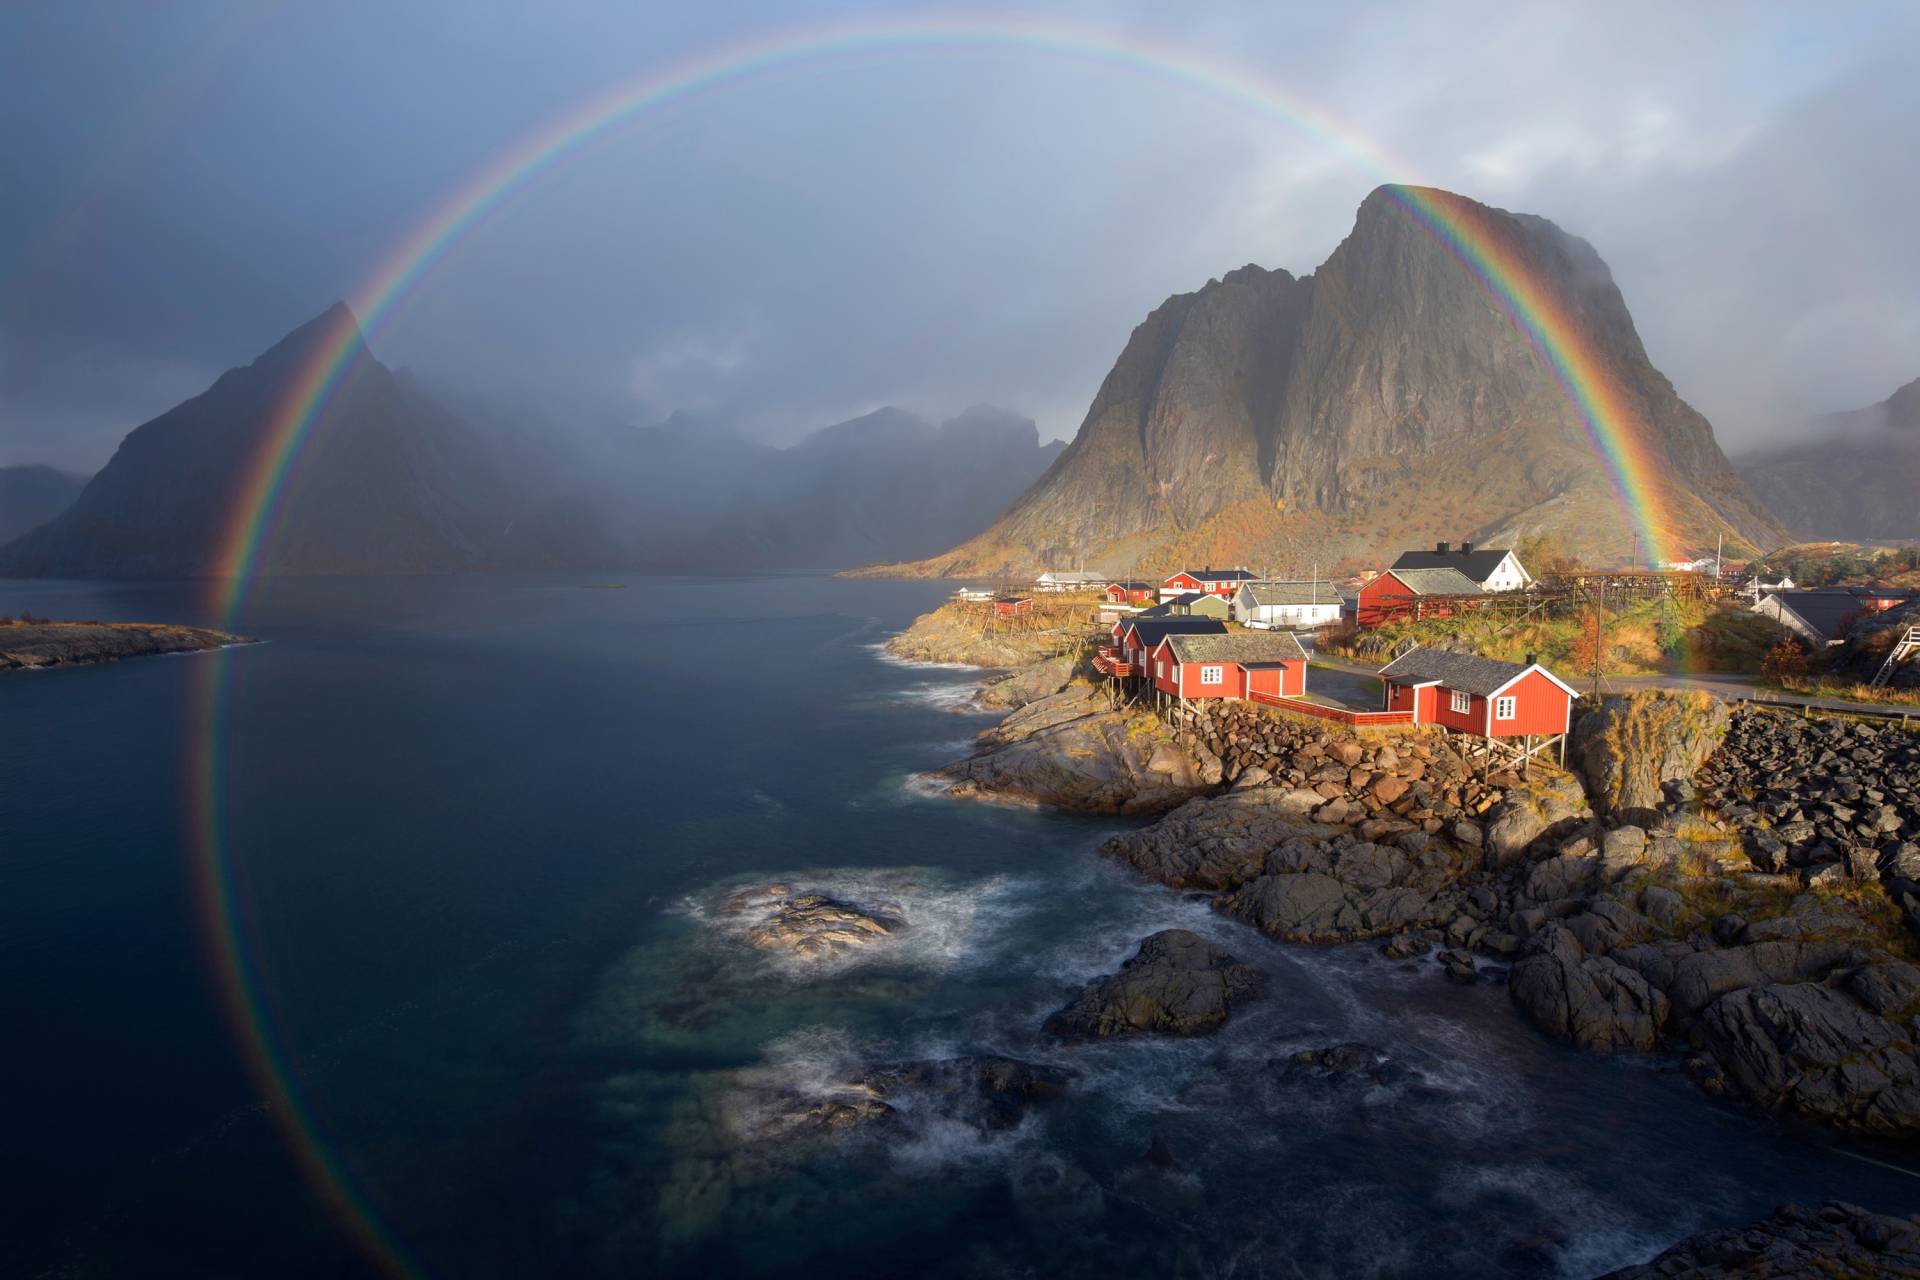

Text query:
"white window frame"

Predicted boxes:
[[1156, 660, 1165, 678], [1449, 689, 1471, 714], [1494, 695, 1517, 721], [1200, 664, 1224, 686]]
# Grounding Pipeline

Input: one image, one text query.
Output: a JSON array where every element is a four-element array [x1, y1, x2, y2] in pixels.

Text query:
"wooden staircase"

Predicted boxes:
[[1870, 626, 1920, 690]]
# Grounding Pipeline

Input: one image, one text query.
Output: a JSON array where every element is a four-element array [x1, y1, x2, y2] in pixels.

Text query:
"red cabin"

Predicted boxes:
[[1377, 649, 1577, 739], [1111, 616, 1228, 667], [1148, 631, 1309, 702], [1355, 567, 1484, 629], [1105, 580, 1156, 605], [1160, 567, 1258, 602], [992, 595, 1033, 617]]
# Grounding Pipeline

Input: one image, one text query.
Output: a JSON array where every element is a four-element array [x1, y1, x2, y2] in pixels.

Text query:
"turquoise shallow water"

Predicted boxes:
[[1, 574, 1912, 1278]]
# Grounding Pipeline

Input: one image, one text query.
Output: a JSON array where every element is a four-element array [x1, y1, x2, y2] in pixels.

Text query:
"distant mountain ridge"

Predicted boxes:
[[869, 186, 1782, 578], [0, 306, 1059, 577], [1737, 378, 1920, 542], [0, 465, 89, 546]]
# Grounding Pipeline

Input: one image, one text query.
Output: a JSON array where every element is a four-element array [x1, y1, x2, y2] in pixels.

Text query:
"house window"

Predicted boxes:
[[1494, 696, 1517, 720], [1156, 660, 1165, 678], [1200, 665, 1224, 685], [1449, 689, 1471, 714]]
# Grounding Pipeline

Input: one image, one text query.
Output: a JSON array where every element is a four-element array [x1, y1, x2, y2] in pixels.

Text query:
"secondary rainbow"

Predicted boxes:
[[192, 18, 1683, 1276]]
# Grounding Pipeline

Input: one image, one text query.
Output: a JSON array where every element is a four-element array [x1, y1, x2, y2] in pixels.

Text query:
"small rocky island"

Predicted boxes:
[[0, 619, 247, 671], [894, 599, 1920, 1274]]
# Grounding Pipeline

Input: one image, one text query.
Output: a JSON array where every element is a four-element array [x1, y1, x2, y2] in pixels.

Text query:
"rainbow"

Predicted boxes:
[[191, 18, 1685, 1275]]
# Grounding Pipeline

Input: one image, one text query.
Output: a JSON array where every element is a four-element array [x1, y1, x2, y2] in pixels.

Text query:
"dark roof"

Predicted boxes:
[[1238, 581, 1344, 607], [1135, 602, 1174, 618], [1378, 567, 1484, 596], [1378, 648, 1542, 697], [1766, 590, 1889, 641], [1122, 617, 1229, 649], [1164, 631, 1308, 665], [992, 594, 1031, 604], [1389, 547, 1521, 585], [1108, 580, 1153, 591], [1167, 567, 1258, 582]]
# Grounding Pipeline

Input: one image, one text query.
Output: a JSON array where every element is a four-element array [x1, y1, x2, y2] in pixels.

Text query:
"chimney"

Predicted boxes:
[[1461, 541, 1474, 555], [1436, 540, 1450, 554], [1525, 652, 1537, 667]]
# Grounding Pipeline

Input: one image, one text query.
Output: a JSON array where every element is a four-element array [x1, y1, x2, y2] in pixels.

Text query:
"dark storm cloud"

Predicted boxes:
[[2, 0, 1915, 472]]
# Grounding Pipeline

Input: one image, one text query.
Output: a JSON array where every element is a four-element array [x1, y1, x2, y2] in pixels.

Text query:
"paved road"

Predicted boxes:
[[1306, 652, 1917, 719]]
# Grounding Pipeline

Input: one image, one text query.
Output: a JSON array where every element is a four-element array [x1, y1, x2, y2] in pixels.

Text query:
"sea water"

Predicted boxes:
[[1, 574, 1910, 1278]]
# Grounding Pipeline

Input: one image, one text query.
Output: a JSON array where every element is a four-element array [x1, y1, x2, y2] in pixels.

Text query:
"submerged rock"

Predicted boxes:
[[1595, 1200, 1920, 1278], [721, 886, 900, 960], [1044, 929, 1265, 1038], [738, 1054, 1074, 1146], [1277, 1042, 1410, 1087]]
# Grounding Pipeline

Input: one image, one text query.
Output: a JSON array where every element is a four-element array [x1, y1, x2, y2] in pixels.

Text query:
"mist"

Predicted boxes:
[[3, 1, 1917, 474]]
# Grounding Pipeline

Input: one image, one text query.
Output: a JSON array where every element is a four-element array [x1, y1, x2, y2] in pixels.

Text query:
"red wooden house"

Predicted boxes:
[[1148, 631, 1309, 702], [1159, 567, 1258, 602], [1377, 649, 1577, 744], [1355, 567, 1484, 628], [1107, 615, 1228, 666], [992, 595, 1034, 617], [1105, 580, 1156, 605]]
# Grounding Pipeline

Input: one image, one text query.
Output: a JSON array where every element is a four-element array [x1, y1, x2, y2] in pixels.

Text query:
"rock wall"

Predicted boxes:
[[1570, 691, 1729, 822]]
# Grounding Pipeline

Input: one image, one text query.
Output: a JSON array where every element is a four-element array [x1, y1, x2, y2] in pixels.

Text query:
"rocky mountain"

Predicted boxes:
[[0, 306, 1059, 578], [1737, 377, 1920, 542], [0, 465, 88, 545], [875, 186, 1783, 578], [0, 305, 515, 578]]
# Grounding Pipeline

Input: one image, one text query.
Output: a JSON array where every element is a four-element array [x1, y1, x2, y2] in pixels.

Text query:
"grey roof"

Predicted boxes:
[[1134, 601, 1175, 618], [1379, 567, 1485, 596], [1238, 581, 1345, 608], [1389, 547, 1522, 585], [1108, 580, 1154, 591], [1122, 617, 1229, 649], [1169, 567, 1258, 581], [1764, 590, 1893, 641], [1377, 648, 1534, 697], [1164, 631, 1309, 665]]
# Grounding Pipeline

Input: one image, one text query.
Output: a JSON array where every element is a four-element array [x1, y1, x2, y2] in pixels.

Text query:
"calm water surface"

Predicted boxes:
[[2, 574, 1911, 1278]]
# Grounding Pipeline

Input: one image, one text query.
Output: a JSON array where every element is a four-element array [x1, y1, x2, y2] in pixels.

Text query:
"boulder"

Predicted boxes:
[[1509, 923, 1670, 1052], [1483, 772, 1592, 867], [1044, 930, 1265, 1038], [1099, 791, 1334, 891]]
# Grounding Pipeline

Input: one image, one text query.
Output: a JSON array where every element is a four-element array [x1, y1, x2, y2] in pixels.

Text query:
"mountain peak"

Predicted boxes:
[[250, 302, 372, 378]]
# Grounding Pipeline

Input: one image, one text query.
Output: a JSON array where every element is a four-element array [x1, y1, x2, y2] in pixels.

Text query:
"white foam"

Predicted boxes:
[[864, 641, 984, 672]]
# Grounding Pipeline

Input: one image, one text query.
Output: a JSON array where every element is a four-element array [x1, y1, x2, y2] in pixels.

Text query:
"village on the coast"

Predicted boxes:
[[948, 540, 1920, 772]]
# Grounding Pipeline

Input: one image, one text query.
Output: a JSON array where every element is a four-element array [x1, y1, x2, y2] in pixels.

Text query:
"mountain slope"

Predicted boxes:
[[878, 186, 1782, 577], [0, 305, 514, 577], [1737, 378, 1920, 542], [0, 465, 88, 545], [0, 308, 1061, 578]]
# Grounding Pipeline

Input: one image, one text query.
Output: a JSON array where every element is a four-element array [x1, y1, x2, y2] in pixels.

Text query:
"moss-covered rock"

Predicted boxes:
[[1571, 691, 1730, 821]]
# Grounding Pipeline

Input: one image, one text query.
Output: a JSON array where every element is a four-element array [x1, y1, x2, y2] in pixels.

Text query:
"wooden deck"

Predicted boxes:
[[1248, 690, 1414, 727]]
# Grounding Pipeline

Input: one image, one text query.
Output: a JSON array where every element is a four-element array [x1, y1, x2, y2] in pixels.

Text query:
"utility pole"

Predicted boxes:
[[1715, 534, 1723, 582], [1589, 582, 1606, 700]]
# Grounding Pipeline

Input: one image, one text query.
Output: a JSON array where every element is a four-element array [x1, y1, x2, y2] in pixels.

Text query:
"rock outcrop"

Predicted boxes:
[[1044, 930, 1265, 1038], [1571, 692, 1730, 822], [926, 684, 1214, 814], [885, 601, 1092, 669], [1596, 1200, 1920, 1279], [973, 653, 1079, 710]]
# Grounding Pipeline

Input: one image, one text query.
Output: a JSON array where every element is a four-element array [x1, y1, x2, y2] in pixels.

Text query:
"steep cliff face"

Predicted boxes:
[[1738, 377, 1920, 541], [885, 186, 1783, 577]]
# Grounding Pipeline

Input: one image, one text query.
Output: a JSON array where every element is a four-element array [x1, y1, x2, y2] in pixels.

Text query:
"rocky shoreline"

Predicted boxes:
[[0, 620, 248, 671], [901, 631, 1920, 1271]]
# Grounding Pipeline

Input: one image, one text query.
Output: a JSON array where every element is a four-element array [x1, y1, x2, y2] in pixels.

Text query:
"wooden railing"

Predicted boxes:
[[1249, 691, 1414, 727]]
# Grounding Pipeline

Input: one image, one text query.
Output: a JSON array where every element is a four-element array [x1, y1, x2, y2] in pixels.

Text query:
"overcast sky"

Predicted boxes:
[[3, 1, 1916, 473]]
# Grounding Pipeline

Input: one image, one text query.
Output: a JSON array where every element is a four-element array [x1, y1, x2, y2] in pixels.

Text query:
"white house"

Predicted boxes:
[[1388, 542, 1532, 592], [1233, 580, 1345, 630], [1034, 571, 1108, 593]]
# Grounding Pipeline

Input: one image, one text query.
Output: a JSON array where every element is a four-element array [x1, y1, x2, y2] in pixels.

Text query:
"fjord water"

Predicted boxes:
[[2, 575, 1911, 1278]]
